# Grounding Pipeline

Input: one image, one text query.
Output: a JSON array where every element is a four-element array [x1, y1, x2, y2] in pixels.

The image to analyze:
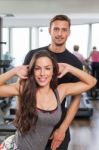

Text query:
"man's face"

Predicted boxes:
[[49, 20, 70, 46]]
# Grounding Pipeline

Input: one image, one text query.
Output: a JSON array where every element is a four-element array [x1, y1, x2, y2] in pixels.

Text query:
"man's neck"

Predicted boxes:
[[49, 44, 66, 53]]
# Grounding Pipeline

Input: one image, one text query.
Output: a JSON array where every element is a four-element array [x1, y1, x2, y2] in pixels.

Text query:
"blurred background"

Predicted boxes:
[[0, 1, 99, 150]]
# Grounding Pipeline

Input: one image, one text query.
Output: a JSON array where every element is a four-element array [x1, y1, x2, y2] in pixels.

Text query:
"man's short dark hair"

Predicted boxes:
[[50, 14, 71, 28]]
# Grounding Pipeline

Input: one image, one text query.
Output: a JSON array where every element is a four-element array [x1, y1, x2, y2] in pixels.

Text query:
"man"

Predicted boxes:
[[73, 45, 85, 64], [23, 14, 82, 150]]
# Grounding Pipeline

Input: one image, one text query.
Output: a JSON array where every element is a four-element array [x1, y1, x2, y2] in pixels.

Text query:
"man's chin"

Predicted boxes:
[[55, 43, 65, 46]]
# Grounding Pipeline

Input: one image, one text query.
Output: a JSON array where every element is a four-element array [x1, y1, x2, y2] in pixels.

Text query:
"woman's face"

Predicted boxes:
[[34, 56, 53, 87]]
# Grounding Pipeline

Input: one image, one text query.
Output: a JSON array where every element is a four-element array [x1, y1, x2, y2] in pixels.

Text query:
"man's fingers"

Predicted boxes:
[[51, 140, 62, 150]]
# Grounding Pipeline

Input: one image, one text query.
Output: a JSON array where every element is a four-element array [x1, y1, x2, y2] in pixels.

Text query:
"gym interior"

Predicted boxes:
[[0, 1, 99, 150]]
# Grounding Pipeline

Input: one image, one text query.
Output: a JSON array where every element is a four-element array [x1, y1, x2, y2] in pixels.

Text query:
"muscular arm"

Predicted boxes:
[[51, 63, 96, 149], [60, 95, 80, 131], [51, 95, 80, 150]]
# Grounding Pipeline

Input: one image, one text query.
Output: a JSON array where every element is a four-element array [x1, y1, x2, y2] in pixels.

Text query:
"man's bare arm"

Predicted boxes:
[[51, 95, 80, 150]]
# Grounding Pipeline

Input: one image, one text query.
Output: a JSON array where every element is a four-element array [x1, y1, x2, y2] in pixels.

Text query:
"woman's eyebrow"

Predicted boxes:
[[35, 65, 53, 67]]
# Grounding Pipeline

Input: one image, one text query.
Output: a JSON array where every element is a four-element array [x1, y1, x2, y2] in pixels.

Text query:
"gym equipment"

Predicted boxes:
[[0, 98, 16, 137], [3, 106, 15, 122], [0, 122, 16, 133], [88, 62, 99, 100], [65, 93, 93, 118], [3, 100, 16, 122], [4, 115, 15, 122], [0, 97, 11, 110], [0, 122, 16, 143], [0, 60, 12, 73]]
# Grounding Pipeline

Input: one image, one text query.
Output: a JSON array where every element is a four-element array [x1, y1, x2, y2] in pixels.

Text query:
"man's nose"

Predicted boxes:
[[58, 30, 62, 35]]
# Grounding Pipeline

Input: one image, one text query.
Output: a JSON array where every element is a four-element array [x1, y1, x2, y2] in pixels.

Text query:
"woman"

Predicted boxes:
[[0, 50, 96, 150]]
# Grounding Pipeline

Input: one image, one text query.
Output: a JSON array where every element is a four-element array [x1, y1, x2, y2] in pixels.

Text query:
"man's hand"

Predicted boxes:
[[51, 127, 65, 150]]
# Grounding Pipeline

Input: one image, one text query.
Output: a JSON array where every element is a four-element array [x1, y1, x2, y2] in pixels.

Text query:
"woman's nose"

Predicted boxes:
[[40, 68, 45, 75]]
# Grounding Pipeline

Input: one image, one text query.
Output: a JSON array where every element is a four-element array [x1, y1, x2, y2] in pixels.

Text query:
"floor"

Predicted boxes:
[[68, 100, 99, 150], [0, 100, 99, 150]]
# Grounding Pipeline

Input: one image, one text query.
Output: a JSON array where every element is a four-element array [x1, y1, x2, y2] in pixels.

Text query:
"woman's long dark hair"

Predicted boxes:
[[14, 50, 59, 134]]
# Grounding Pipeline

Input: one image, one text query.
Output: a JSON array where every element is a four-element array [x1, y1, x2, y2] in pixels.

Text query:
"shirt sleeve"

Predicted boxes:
[[23, 50, 35, 65]]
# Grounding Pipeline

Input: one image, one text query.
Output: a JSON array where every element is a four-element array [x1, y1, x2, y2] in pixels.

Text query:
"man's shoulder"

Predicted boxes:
[[65, 49, 83, 69], [64, 49, 80, 60], [23, 46, 48, 64]]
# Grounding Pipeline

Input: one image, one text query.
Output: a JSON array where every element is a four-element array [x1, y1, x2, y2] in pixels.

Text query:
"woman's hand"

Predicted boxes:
[[16, 65, 29, 79], [58, 63, 69, 78]]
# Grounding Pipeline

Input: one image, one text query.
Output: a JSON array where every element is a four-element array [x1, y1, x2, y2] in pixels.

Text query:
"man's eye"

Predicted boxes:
[[63, 28, 69, 32], [54, 28, 59, 31]]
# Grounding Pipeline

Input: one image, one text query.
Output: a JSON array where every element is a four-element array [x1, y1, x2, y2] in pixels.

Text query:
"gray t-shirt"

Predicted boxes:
[[15, 89, 62, 150]]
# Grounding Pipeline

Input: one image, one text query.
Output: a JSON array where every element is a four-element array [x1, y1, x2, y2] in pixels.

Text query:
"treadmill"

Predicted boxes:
[[65, 92, 93, 118]]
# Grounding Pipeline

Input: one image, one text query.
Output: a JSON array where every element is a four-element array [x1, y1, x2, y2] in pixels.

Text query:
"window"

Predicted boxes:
[[39, 27, 51, 47], [67, 25, 89, 58], [11, 28, 29, 66], [92, 23, 99, 50], [2, 28, 9, 55]]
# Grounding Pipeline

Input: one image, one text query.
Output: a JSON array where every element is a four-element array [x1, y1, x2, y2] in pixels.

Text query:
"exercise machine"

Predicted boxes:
[[65, 92, 93, 118]]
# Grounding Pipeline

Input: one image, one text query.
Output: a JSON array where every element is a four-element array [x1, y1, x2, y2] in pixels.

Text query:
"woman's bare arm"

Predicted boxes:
[[57, 63, 97, 102], [0, 65, 28, 97]]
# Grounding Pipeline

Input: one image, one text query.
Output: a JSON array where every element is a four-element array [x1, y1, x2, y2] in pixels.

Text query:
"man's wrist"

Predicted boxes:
[[59, 123, 67, 133]]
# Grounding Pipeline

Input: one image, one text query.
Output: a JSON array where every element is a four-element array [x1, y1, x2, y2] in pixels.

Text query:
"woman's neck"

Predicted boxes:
[[38, 86, 51, 95]]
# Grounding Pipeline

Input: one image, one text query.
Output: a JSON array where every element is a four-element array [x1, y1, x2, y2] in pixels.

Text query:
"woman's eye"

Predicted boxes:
[[46, 67, 51, 70], [34, 67, 40, 70]]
